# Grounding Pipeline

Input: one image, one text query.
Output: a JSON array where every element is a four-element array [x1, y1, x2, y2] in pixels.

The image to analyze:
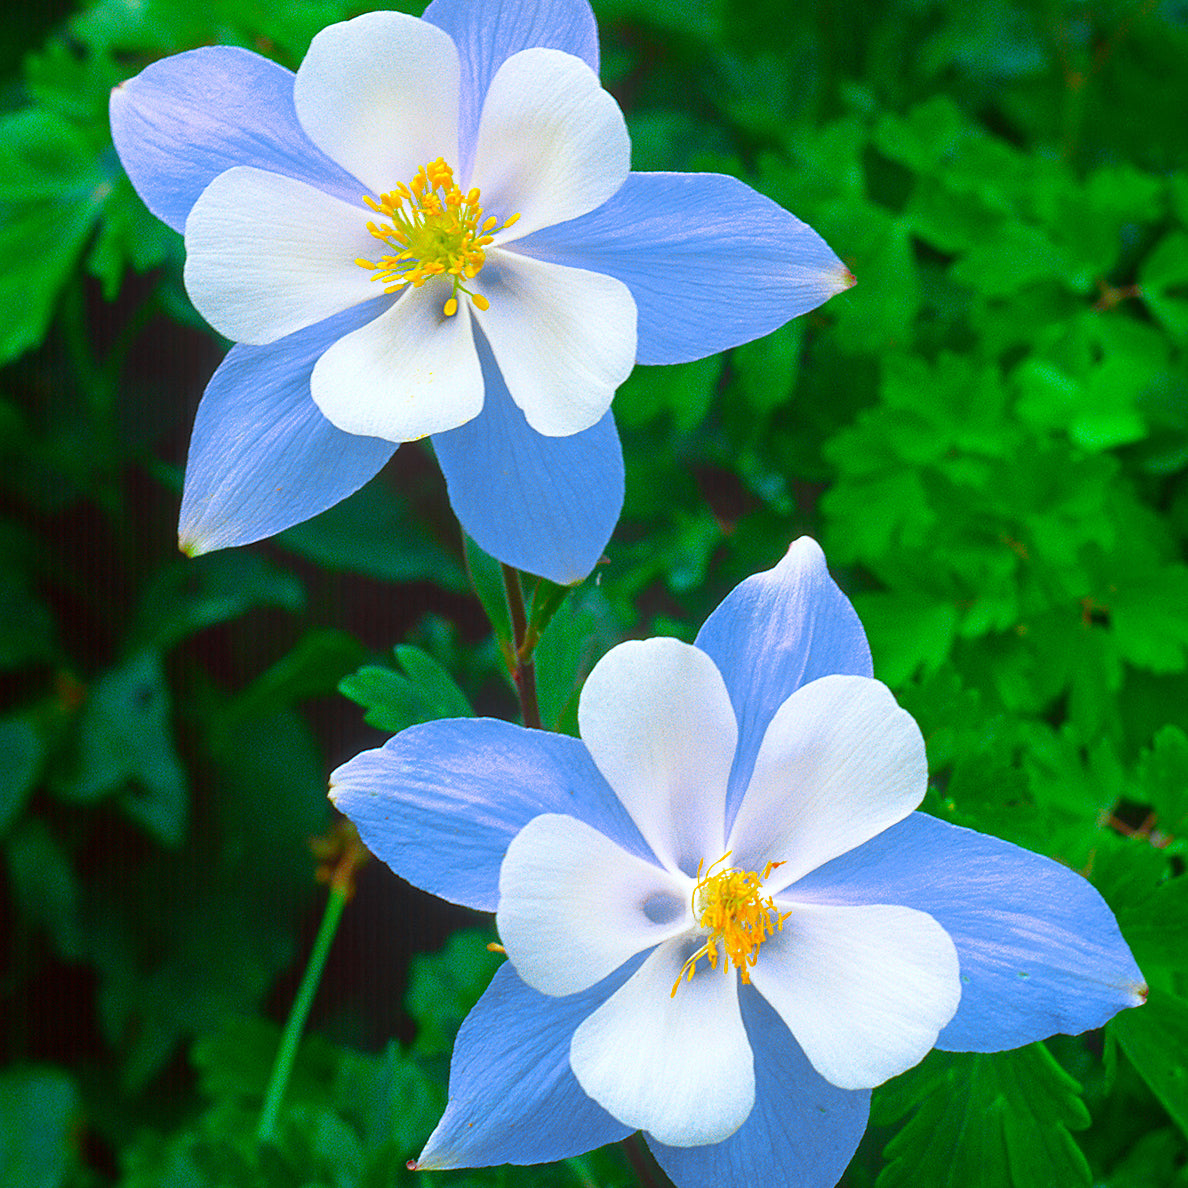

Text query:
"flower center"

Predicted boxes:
[[354, 157, 520, 317], [670, 852, 790, 997]]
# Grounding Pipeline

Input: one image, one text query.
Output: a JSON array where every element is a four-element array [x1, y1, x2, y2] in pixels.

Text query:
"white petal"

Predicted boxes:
[[577, 639, 736, 875], [473, 251, 636, 436], [293, 11, 460, 196], [497, 814, 692, 997], [470, 47, 630, 241], [751, 902, 960, 1090], [184, 167, 378, 345], [728, 675, 926, 890], [570, 940, 754, 1146], [310, 291, 483, 441]]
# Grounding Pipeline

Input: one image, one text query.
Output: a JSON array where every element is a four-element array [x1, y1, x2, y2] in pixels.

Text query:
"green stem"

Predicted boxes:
[[257, 881, 348, 1143], [620, 1134, 663, 1188], [501, 563, 542, 730]]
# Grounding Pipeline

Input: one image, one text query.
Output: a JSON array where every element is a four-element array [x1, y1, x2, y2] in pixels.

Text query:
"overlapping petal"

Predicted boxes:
[[791, 812, 1148, 1050], [474, 250, 636, 435], [109, 46, 362, 233], [694, 537, 873, 827], [422, 0, 599, 174], [570, 941, 754, 1147], [293, 11, 460, 196], [183, 167, 377, 344], [577, 638, 737, 873], [515, 171, 852, 365], [431, 331, 623, 584], [750, 902, 960, 1090], [498, 813, 690, 996], [469, 48, 630, 240], [728, 675, 926, 888], [647, 990, 871, 1188], [329, 718, 655, 912], [178, 300, 395, 555], [416, 960, 634, 1170], [311, 293, 484, 441]]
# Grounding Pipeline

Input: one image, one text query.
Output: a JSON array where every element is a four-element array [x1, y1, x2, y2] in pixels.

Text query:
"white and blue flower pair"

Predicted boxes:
[[109, 0, 851, 584], [331, 538, 1145, 1188]]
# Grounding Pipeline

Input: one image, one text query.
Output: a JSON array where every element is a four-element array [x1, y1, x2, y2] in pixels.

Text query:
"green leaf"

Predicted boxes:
[[335, 1043, 443, 1153], [193, 1017, 341, 1112], [729, 321, 804, 417], [462, 535, 512, 655], [86, 172, 174, 298], [1113, 989, 1188, 1140], [277, 474, 467, 592], [613, 354, 722, 434], [0, 568, 55, 669], [877, 1045, 1091, 1188], [533, 588, 620, 736], [1141, 231, 1188, 338], [0, 1066, 79, 1188], [0, 108, 108, 363], [132, 552, 305, 653], [1111, 565, 1188, 674], [405, 929, 500, 1058], [86, 708, 327, 1089], [339, 645, 472, 733], [1087, 831, 1184, 980], [3, 819, 82, 960], [0, 715, 41, 835], [1135, 724, 1188, 836], [524, 577, 576, 652], [228, 629, 366, 722], [65, 648, 188, 845], [850, 590, 958, 687]]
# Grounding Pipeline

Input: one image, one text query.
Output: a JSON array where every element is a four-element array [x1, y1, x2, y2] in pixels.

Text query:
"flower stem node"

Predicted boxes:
[[356, 157, 519, 316], [672, 852, 790, 996]]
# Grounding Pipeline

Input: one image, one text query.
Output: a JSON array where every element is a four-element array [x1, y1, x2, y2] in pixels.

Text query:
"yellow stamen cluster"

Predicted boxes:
[[671, 852, 791, 997], [355, 157, 520, 317]]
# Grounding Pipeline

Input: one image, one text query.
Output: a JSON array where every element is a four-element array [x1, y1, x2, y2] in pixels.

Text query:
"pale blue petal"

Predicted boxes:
[[693, 538, 873, 828], [515, 172, 852, 365], [647, 988, 869, 1188], [423, 0, 599, 176], [110, 46, 363, 234], [417, 960, 634, 1169], [791, 813, 1148, 1051], [329, 719, 654, 912], [179, 301, 395, 554], [431, 333, 623, 585]]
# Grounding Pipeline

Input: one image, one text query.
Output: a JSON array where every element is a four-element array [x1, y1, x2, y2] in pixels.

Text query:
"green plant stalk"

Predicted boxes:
[[501, 563, 543, 730], [256, 880, 348, 1143]]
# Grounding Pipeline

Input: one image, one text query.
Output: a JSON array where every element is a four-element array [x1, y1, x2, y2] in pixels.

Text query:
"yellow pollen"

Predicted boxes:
[[670, 852, 791, 997], [354, 156, 520, 316]]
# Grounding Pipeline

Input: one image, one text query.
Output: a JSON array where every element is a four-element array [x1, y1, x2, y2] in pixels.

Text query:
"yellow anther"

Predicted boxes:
[[670, 852, 791, 997], [356, 157, 518, 316]]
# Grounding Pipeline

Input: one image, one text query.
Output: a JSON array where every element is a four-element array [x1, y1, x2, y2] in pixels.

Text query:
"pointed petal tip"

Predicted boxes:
[[1130, 980, 1150, 1007], [838, 266, 857, 292], [784, 534, 825, 560], [413, 1134, 455, 1172]]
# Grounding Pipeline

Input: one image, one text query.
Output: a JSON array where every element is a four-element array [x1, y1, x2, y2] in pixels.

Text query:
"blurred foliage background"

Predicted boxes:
[[1, 0, 1187, 1184]]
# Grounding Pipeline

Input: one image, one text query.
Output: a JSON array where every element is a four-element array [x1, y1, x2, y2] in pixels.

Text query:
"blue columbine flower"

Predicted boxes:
[[109, 0, 852, 584], [330, 537, 1145, 1187]]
